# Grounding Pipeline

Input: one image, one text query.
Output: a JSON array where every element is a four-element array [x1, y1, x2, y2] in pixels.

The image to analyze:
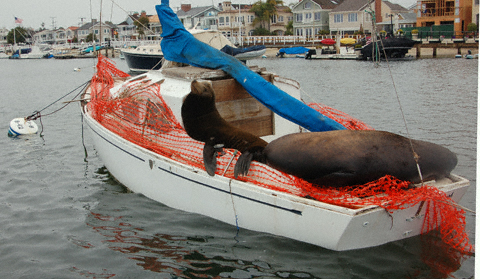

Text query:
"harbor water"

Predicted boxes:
[[0, 56, 476, 278]]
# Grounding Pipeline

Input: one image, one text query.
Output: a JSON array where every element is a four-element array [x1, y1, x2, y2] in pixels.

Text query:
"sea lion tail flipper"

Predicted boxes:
[[234, 151, 254, 178], [203, 143, 218, 176]]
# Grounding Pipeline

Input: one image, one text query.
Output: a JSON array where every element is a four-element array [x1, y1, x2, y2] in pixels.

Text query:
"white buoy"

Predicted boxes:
[[8, 118, 38, 136]]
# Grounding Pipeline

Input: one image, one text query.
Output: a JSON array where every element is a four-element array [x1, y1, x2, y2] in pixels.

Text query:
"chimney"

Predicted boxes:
[[141, 10, 147, 18], [375, 0, 382, 23], [181, 4, 191, 12], [223, 1, 232, 11]]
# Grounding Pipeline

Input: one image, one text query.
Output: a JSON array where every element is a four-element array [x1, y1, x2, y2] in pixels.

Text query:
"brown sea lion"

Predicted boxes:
[[264, 130, 458, 187], [181, 80, 267, 177]]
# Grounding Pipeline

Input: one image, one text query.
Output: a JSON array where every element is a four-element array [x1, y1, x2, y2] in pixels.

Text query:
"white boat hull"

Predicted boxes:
[[82, 107, 469, 251]]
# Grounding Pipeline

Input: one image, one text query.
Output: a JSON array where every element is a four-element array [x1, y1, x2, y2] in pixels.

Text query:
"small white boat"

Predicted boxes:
[[81, 59, 471, 254], [121, 44, 164, 72], [80, 2, 472, 252]]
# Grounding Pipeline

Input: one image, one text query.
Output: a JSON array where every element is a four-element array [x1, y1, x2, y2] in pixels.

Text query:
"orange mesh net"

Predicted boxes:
[[88, 55, 473, 261]]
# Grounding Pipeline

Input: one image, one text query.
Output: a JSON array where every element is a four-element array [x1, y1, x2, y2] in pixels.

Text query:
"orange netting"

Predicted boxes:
[[88, 55, 473, 259]]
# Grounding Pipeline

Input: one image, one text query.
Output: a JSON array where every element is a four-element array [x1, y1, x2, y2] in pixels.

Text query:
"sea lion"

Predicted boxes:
[[264, 130, 457, 187], [181, 80, 267, 177]]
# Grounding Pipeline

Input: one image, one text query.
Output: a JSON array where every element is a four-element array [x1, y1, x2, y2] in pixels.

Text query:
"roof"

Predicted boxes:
[[331, 0, 371, 13], [294, 0, 345, 10], [398, 12, 417, 22], [383, 0, 408, 12], [77, 21, 115, 31], [312, 0, 345, 10], [176, 6, 219, 18]]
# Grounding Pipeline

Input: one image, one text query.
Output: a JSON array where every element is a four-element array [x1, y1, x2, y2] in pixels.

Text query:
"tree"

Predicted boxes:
[[467, 22, 477, 32], [7, 27, 29, 44], [86, 33, 97, 42], [250, 0, 284, 31], [252, 27, 271, 35], [134, 16, 150, 39], [285, 20, 293, 35]]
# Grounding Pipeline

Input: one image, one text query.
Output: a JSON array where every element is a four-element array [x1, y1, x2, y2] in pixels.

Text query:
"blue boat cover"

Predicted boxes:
[[220, 45, 266, 57], [156, 0, 345, 132], [278, 46, 310, 55]]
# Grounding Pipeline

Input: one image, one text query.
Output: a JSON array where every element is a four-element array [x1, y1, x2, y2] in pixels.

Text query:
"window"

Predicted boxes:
[[305, 13, 312, 21], [314, 12, 321, 21], [219, 17, 224, 25], [296, 13, 303, 22], [306, 28, 312, 36], [334, 14, 343, 23], [304, 1, 311, 9], [279, 15, 284, 22], [348, 13, 357, 22], [271, 15, 277, 24]]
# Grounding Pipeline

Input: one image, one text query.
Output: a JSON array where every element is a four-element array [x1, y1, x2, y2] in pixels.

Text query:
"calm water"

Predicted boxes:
[[0, 56, 476, 278]]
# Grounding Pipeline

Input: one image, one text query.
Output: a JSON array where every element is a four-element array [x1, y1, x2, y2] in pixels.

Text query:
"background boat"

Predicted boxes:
[[121, 44, 164, 73]]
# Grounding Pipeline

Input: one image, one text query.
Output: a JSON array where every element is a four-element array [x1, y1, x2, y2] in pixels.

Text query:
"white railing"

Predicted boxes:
[[230, 35, 364, 46]]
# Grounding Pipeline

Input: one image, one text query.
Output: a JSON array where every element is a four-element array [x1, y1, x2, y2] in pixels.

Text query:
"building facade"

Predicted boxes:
[[177, 4, 220, 30], [293, 0, 344, 36], [217, 1, 255, 37], [0, 28, 9, 45], [76, 20, 115, 43], [416, 0, 473, 35], [329, 0, 374, 34]]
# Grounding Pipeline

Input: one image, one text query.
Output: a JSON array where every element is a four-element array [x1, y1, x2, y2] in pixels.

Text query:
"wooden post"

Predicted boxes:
[[432, 47, 437, 58], [416, 44, 421, 58]]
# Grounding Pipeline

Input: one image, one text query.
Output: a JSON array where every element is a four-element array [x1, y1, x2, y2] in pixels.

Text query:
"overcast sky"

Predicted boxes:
[[1, 0, 417, 30]]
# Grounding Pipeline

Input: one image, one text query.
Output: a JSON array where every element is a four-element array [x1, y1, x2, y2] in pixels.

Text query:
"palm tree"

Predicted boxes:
[[250, 0, 284, 31]]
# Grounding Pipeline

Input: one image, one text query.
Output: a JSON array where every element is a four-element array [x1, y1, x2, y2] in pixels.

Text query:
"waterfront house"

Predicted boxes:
[[270, 5, 293, 35], [77, 19, 115, 43], [217, 1, 254, 37], [32, 29, 59, 44], [329, 0, 375, 34], [65, 26, 78, 43], [176, 4, 220, 30], [292, 0, 344, 37], [116, 20, 136, 41], [147, 15, 162, 40], [376, 1, 410, 33], [0, 28, 9, 45]]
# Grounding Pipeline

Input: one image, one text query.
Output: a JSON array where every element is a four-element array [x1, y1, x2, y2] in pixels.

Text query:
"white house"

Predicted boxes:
[[329, 0, 375, 34], [292, 0, 344, 36]]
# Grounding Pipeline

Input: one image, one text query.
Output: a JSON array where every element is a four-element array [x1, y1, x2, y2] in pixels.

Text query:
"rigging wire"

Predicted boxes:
[[377, 37, 424, 185], [109, 0, 156, 35]]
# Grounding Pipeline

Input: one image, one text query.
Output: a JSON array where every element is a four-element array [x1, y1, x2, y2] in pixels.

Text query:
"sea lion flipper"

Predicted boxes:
[[203, 143, 217, 176], [234, 151, 254, 178]]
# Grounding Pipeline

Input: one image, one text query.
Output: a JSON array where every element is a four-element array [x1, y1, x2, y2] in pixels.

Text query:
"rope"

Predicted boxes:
[[26, 80, 90, 121], [24, 81, 90, 136], [109, 0, 156, 35], [377, 37, 425, 185]]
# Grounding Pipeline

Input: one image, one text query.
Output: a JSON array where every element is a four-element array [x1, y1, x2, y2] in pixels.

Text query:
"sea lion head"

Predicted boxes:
[[191, 80, 214, 99]]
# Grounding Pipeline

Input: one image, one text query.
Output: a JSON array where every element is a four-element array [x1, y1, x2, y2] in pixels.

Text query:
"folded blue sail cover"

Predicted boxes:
[[156, 0, 345, 132], [278, 46, 310, 55]]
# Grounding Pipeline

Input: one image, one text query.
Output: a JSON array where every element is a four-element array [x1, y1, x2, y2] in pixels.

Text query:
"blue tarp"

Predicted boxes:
[[220, 45, 266, 57], [156, 0, 345, 132], [278, 46, 310, 55]]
